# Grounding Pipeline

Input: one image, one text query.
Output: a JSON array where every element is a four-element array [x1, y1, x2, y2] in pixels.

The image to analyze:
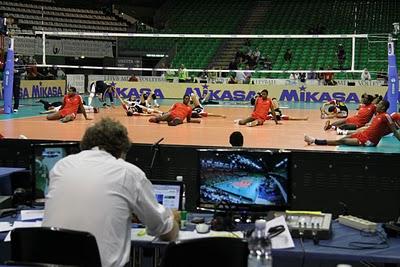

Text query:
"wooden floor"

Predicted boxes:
[[0, 105, 349, 152]]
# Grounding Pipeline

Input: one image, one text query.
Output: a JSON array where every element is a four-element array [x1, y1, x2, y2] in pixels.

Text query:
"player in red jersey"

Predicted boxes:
[[235, 89, 279, 127], [305, 100, 400, 146], [149, 95, 200, 126], [46, 87, 91, 123], [324, 94, 379, 131]]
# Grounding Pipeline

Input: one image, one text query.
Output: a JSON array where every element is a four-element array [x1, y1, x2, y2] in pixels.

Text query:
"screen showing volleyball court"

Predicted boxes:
[[197, 149, 291, 212]]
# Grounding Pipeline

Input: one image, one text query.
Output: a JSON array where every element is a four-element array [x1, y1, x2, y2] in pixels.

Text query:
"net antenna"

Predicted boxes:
[[35, 31, 377, 75]]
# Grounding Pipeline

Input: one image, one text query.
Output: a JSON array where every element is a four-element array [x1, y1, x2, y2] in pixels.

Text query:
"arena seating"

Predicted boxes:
[[118, 0, 249, 70], [249, 0, 400, 78], [0, 0, 128, 34]]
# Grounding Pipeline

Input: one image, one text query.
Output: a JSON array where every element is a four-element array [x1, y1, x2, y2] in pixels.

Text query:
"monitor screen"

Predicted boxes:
[[150, 180, 183, 210], [197, 149, 291, 212], [31, 142, 80, 200]]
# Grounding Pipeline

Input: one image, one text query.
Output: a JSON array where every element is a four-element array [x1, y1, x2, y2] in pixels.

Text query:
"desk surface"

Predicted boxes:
[[1, 211, 400, 265], [132, 217, 400, 265], [275, 222, 400, 264]]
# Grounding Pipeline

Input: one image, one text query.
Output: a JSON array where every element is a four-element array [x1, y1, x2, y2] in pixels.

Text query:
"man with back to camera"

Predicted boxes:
[[43, 117, 180, 267]]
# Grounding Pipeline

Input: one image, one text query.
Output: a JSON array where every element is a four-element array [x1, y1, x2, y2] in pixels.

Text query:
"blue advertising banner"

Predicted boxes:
[[387, 41, 399, 114], [2, 38, 14, 114]]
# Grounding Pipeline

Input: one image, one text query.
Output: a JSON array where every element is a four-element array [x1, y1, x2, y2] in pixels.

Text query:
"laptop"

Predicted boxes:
[[150, 180, 183, 210]]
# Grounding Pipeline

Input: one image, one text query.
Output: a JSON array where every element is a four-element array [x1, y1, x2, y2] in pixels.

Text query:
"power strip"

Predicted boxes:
[[338, 215, 377, 232]]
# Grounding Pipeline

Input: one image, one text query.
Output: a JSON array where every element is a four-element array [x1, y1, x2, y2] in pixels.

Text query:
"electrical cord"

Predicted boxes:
[[359, 260, 377, 267], [313, 229, 389, 250], [299, 231, 306, 267]]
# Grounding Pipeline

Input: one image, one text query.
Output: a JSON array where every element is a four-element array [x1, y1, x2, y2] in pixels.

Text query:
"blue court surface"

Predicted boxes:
[[337, 135, 400, 153]]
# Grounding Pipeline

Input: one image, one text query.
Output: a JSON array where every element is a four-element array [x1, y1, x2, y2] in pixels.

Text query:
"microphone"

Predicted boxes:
[[152, 137, 164, 147]]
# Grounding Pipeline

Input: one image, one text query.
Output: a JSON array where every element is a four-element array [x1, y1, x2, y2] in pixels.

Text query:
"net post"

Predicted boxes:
[[351, 36, 356, 71], [42, 32, 46, 65]]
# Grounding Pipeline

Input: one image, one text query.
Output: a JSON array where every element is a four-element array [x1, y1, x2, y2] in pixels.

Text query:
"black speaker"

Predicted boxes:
[[211, 201, 236, 231], [383, 222, 400, 237]]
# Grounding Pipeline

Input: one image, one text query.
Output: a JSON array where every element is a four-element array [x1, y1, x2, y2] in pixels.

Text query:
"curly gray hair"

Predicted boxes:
[[80, 117, 131, 158]]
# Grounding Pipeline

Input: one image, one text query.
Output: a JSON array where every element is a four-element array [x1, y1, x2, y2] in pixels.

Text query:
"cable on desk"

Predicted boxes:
[[313, 229, 389, 250], [359, 260, 377, 267], [299, 228, 305, 267]]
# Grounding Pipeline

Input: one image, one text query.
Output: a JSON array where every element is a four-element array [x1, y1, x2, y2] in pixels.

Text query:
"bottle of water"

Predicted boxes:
[[176, 176, 185, 210], [247, 219, 272, 267]]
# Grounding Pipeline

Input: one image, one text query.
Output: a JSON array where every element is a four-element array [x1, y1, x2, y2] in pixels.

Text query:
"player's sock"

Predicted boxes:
[[246, 121, 258, 127], [315, 139, 328, 145]]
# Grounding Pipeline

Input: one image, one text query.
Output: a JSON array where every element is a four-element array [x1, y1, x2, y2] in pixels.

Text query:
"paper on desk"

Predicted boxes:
[[131, 228, 156, 242], [20, 210, 44, 221], [3, 221, 42, 242], [179, 230, 243, 241], [266, 215, 295, 249], [0, 222, 13, 232]]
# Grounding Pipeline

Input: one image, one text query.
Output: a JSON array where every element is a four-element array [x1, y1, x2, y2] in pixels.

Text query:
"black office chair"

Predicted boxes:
[[160, 237, 249, 267], [8, 227, 102, 267]]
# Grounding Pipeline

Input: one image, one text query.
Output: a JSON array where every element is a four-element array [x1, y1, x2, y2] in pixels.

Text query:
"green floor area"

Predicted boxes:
[[337, 135, 400, 154]]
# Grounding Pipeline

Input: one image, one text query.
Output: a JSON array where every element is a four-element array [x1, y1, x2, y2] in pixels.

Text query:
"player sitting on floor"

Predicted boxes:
[[38, 99, 99, 114], [235, 89, 279, 127], [124, 93, 162, 116], [320, 99, 348, 119], [324, 94, 380, 132], [190, 93, 226, 118], [305, 100, 400, 147], [267, 98, 308, 121], [46, 87, 91, 123], [88, 80, 115, 108], [149, 95, 201, 126]]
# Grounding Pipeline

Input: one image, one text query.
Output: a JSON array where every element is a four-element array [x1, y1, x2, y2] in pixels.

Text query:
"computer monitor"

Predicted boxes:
[[197, 149, 291, 213], [31, 142, 80, 200], [150, 180, 183, 210]]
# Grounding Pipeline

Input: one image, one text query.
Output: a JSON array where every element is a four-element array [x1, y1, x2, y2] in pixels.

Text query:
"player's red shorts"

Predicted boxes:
[[251, 115, 266, 124], [59, 109, 77, 118], [350, 132, 376, 146], [345, 117, 362, 128]]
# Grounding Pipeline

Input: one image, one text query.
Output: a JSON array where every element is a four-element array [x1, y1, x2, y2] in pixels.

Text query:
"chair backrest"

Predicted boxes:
[[10, 227, 102, 267], [160, 237, 249, 267]]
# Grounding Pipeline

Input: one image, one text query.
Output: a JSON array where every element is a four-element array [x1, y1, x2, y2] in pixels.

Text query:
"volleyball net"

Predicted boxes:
[[32, 31, 389, 78]]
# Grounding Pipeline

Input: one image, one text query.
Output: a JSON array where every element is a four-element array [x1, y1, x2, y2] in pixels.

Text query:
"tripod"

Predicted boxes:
[[148, 138, 164, 180]]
